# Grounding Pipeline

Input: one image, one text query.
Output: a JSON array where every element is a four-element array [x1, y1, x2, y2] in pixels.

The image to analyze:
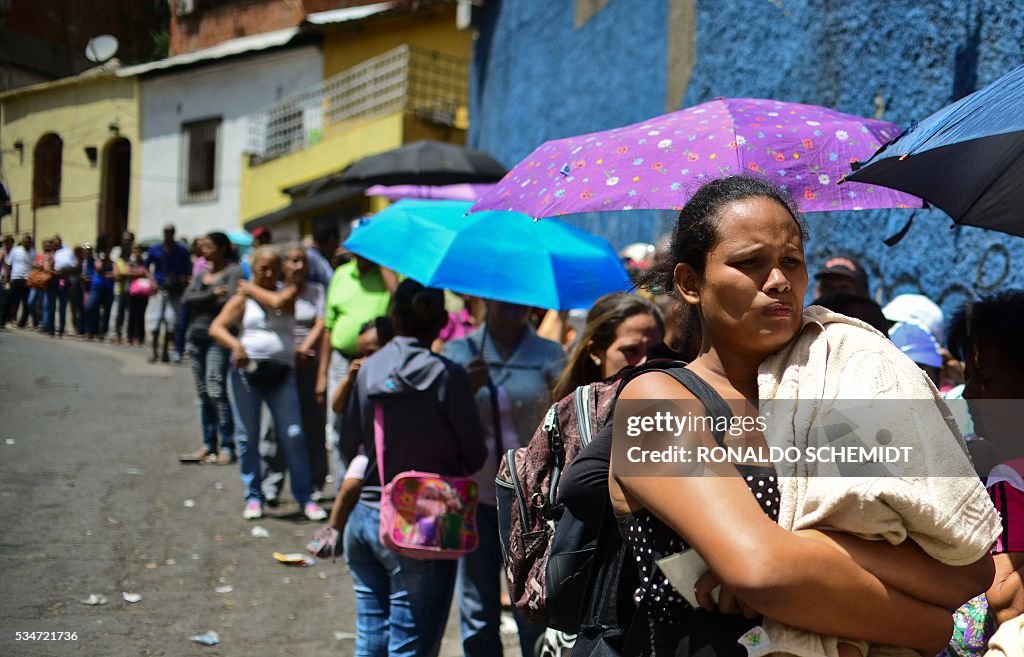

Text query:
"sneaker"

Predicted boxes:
[[303, 502, 327, 521], [243, 501, 263, 520]]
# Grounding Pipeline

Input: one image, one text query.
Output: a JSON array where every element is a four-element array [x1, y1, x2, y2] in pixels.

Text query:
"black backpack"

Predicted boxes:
[[561, 365, 736, 657], [498, 360, 737, 631]]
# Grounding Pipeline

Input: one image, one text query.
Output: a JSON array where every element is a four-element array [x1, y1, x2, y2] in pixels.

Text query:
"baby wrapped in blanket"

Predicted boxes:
[[743, 306, 1001, 657]]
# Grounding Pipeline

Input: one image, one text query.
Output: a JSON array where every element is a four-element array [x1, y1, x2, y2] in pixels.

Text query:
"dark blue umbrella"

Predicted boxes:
[[845, 63, 1024, 237], [344, 199, 631, 310]]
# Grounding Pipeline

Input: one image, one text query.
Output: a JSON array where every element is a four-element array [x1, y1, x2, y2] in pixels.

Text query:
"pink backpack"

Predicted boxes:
[[374, 404, 479, 560]]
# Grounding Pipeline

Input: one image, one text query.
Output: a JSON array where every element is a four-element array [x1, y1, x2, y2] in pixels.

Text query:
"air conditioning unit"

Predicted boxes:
[[456, 0, 483, 31]]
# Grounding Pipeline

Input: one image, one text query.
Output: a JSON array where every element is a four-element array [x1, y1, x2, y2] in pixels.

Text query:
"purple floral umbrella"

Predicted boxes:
[[472, 98, 922, 217]]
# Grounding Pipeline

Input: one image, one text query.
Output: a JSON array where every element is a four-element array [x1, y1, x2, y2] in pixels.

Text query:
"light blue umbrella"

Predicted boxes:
[[344, 199, 632, 310], [227, 230, 253, 246]]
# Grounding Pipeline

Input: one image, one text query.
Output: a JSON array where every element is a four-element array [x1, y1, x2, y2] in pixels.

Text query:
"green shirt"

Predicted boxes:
[[324, 260, 391, 355]]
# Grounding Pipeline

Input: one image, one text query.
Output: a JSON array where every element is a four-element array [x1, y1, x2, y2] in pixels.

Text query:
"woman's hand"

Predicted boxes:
[[213, 286, 227, 298], [331, 358, 365, 415], [315, 376, 327, 406], [695, 570, 757, 618], [987, 552, 1024, 624], [465, 356, 489, 393], [236, 280, 252, 297], [231, 345, 250, 369]]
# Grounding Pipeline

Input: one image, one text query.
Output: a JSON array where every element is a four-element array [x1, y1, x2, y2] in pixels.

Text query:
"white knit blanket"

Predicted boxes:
[[747, 306, 1000, 657]]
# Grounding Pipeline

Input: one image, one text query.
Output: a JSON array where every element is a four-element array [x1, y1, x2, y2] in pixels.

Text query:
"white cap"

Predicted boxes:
[[882, 294, 945, 344], [619, 242, 655, 264]]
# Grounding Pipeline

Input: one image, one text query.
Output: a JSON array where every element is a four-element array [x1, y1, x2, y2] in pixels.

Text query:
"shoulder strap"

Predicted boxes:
[[662, 367, 733, 447], [373, 403, 386, 487], [466, 335, 505, 451], [617, 364, 734, 447], [574, 385, 594, 447]]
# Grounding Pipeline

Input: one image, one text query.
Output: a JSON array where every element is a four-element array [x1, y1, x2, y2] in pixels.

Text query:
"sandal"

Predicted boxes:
[[179, 448, 213, 464], [215, 451, 235, 465]]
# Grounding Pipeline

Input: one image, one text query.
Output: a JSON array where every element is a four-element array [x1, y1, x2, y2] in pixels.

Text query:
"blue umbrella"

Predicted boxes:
[[845, 63, 1024, 237], [344, 199, 632, 310], [227, 230, 253, 246]]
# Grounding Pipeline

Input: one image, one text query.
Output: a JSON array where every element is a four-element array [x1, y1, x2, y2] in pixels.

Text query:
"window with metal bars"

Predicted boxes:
[[181, 117, 220, 203]]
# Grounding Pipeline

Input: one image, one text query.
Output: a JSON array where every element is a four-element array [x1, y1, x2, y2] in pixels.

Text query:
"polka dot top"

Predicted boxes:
[[618, 466, 781, 627]]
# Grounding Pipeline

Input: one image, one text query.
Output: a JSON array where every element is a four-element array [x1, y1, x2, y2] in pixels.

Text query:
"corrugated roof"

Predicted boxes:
[[0, 60, 122, 99], [243, 182, 366, 230], [304, 2, 398, 26], [116, 27, 301, 78]]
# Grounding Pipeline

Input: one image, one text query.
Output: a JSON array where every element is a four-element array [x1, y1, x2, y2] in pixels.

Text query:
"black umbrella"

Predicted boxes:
[[845, 63, 1024, 237], [339, 140, 507, 186]]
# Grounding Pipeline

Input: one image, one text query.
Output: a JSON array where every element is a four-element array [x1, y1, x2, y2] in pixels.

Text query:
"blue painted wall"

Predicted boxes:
[[469, 0, 1024, 325]]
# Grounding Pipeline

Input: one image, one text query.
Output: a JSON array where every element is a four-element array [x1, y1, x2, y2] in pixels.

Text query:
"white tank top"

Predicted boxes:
[[239, 297, 295, 364]]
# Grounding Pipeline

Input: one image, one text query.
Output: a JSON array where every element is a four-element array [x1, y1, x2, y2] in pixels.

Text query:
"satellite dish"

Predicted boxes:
[[85, 35, 119, 64]]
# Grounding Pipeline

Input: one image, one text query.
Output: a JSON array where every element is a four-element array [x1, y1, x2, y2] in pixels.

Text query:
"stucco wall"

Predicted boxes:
[[469, 0, 1024, 320], [0, 75, 140, 250], [137, 46, 322, 241], [322, 4, 473, 77]]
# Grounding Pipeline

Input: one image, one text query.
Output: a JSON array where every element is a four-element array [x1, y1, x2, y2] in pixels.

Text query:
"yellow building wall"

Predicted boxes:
[[0, 76, 140, 249], [402, 115, 466, 145], [240, 111, 406, 222], [322, 5, 473, 78], [240, 8, 474, 228], [239, 111, 470, 224]]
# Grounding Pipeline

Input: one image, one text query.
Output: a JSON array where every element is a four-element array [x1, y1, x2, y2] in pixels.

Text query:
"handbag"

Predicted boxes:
[[374, 403, 479, 560], [244, 359, 291, 388], [306, 525, 341, 562], [27, 269, 54, 289], [129, 278, 156, 298]]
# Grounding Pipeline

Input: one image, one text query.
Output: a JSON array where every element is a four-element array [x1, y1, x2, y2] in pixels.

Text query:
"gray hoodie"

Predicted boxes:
[[341, 336, 487, 504]]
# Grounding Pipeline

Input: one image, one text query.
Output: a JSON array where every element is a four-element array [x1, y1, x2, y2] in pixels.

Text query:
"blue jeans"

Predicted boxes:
[[187, 334, 235, 454], [345, 503, 457, 657], [43, 280, 69, 335], [458, 503, 544, 657], [326, 349, 352, 490], [229, 366, 313, 505], [260, 357, 328, 498], [85, 286, 114, 336], [174, 304, 189, 359], [26, 287, 41, 327]]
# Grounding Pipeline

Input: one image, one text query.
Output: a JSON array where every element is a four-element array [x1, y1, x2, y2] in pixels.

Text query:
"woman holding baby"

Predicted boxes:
[[605, 177, 999, 657]]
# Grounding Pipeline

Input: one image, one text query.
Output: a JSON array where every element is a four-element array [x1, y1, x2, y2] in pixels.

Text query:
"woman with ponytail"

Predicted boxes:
[[340, 279, 486, 657], [181, 232, 243, 464]]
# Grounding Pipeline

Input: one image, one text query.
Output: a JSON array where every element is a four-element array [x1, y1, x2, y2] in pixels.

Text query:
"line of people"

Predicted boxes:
[[5, 178, 1022, 657], [300, 179, 1024, 657], [0, 232, 150, 341]]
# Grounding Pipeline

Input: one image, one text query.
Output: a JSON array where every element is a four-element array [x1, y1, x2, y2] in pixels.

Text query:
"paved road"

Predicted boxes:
[[0, 329, 517, 657]]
